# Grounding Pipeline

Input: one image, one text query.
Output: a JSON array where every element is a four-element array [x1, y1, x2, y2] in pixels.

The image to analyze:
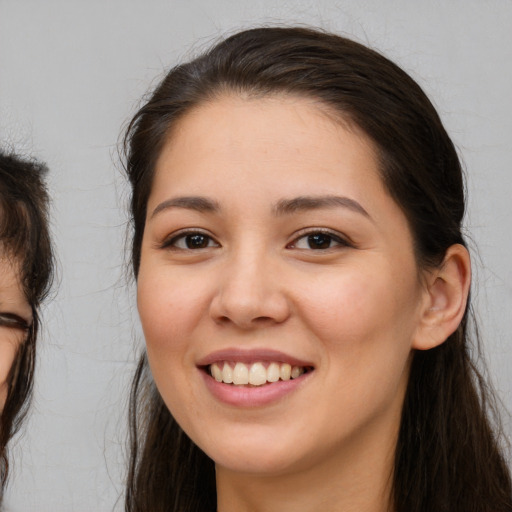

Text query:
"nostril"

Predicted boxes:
[[215, 314, 276, 329], [253, 316, 276, 324]]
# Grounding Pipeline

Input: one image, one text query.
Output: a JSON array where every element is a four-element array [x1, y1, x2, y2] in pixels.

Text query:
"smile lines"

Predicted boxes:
[[209, 361, 308, 386]]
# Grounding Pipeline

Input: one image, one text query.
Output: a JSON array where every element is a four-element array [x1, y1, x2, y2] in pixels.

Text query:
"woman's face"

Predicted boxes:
[[0, 256, 30, 407], [137, 95, 430, 476]]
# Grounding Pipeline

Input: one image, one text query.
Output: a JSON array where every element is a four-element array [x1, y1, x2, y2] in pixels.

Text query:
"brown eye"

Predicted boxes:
[[184, 234, 211, 249], [165, 231, 219, 250], [306, 233, 333, 249], [289, 230, 349, 250]]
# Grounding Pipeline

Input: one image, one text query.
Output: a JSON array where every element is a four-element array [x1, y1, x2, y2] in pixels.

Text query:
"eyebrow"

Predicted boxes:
[[151, 196, 220, 218], [150, 194, 371, 220], [273, 195, 371, 219]]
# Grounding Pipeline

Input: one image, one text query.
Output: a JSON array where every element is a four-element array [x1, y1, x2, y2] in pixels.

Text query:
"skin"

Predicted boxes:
[[0, 256, 31, 408], [137, 95, 469, 512]]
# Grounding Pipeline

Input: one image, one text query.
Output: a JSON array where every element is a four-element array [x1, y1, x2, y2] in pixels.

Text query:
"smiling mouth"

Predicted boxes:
[[208, 361, 313, 387]]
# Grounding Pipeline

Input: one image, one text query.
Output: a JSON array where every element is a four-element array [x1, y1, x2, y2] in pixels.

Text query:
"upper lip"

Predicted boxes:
[[196, 348, 314, 368]]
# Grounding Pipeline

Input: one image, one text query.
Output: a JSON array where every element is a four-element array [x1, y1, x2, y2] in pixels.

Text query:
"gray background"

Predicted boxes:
[[1, 1, 511, 510]]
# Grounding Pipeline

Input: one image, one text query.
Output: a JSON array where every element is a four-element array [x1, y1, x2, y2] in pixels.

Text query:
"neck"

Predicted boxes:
[[216, 427, 396, 512]]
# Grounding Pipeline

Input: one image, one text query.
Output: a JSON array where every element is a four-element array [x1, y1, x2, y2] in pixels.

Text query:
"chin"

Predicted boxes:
[[212, 447, 302, 476], [193, 424, 316, 476]]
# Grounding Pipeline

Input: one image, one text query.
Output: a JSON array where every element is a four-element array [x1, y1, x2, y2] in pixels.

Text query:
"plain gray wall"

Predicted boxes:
[[1, 1, 511, 510]]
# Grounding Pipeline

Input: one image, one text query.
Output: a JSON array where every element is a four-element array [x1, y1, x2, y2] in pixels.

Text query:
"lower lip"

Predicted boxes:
[[200, 370, 312, 407]]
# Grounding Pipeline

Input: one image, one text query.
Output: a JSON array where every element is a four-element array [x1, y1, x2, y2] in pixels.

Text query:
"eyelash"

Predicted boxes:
[[161, 228, 351, 251]]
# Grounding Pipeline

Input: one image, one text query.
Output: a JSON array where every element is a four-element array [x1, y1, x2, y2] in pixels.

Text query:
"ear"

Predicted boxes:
[[413, 244, 471, 351]]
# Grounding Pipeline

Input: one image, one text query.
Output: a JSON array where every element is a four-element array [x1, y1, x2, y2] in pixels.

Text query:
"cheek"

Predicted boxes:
[[295, 260, 422, 355], [293, 267, 420, 432], [136, 265, 211, 359], [135, 237, 223, 428]]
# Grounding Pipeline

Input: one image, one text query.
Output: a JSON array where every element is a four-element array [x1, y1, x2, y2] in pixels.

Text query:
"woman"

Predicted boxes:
[[122, 27, 512, 512], [0, 150, 53, 497]]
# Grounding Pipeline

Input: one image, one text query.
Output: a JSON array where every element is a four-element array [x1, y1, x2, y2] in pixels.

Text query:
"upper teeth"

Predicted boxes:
[[210, 361, 305, 386]]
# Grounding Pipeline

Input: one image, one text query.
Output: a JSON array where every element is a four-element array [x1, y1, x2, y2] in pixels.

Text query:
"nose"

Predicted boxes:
[[209, 249, 291, 329]]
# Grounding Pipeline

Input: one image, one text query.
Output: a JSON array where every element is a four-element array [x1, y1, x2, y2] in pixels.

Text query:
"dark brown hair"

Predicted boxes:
[[0, 150, 53, 496], [123, 27, 512, 512]]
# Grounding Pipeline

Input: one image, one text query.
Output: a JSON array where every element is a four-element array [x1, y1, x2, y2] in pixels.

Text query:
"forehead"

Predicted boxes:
[[168, 93, 367, 155], [152, 94, 385, 204]]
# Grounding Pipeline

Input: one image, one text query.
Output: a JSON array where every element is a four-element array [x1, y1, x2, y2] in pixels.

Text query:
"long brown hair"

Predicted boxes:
[[123, 27, 512, 511], [0, 151, 53, 497]]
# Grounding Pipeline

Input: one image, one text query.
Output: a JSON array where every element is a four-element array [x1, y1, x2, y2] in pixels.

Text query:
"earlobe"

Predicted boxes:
[[413, 244, 471, 351]]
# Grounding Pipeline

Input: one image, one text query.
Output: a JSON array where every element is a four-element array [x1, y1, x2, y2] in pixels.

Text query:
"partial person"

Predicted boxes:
[[0, 151, 53, 499], [122, 27, 512, 512]]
